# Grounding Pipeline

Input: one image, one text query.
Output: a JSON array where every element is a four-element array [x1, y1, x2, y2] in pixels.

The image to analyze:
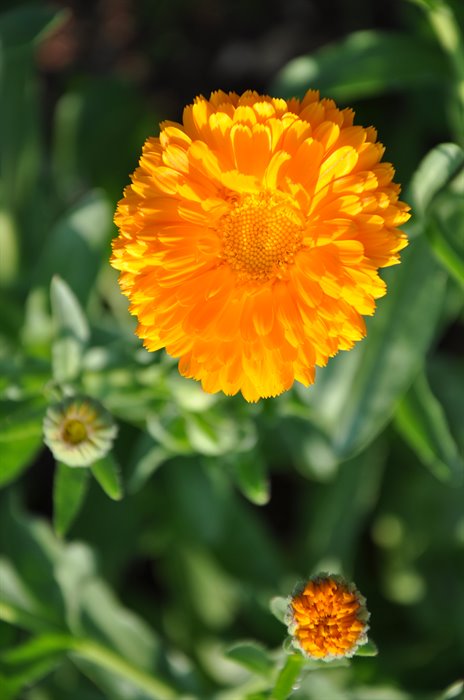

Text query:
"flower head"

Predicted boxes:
[[286, 573, 370, 661], [112, 89, 410, 401], [43, 396, 117, 467]]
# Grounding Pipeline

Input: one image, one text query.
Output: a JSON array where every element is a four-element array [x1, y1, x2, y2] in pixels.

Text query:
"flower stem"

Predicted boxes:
[[270, 653, 306, 700], [70, 638, 178, 700]]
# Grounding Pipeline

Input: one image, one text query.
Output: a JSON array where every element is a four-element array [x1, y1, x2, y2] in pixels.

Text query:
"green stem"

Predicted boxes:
[[0, 601, 61, 635], [70, 638, 178, 700], [0, 606, 178, 700], [270, 653, 306, 700]]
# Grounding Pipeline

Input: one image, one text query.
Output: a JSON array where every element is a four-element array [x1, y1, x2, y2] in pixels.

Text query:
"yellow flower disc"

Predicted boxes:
[[220, 192, 304, 280], [288, 574, 369, 660], [112, 89, 410, 401], [62, 418, 88, 445]]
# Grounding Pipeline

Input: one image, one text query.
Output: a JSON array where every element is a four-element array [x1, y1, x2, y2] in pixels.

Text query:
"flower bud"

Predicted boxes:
[[43, 396, 117, 467], [286, 573, 370, 661]]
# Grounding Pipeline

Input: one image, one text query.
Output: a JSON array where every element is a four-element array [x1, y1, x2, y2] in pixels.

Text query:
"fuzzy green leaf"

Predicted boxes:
[[53, 463, 90, 537], [232, 451, 270, 505], [50, 276, 90, 383], [0, 6, 67, 217], [0, 399, 46, 488], [91, 454, 123, 501], [406, 143, 464, 225], [425, 184, 464, 288], [226, 641, 274, 678], [355, 639, 379, 656], [395, 372, 463, 483], [272, 31, 449, 101], [0, 5, 68, 50], [36, 192, 112, 307], [269, 597, 289, 625], [427, 219, 464, 289], [127, 434, 170, 493], [307, 237, 447, 459]]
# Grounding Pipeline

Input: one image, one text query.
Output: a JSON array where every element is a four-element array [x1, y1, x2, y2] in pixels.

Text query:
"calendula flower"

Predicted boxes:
[[43, 396, 117, 467], [286, 574, 369, 660], [112, 89, 409, 401]]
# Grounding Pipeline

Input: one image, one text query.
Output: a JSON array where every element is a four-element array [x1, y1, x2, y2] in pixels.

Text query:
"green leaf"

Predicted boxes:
[[272, 31, 449, 101], [0, 632, 72, 666], [0, 673, 20, 700], [69, 579, 172, 699], [0, 635, 71, 698], [307, 237, 447, 459], [395, 372, 464, 483], [0, 633, 177, 700], [406, 143, 464, 224], [269, 597, 289, 625], [305, 441, 386, 570], [270, 653, 305, 700], [179, 546, 239, 628], [52, 77, 156, 202], [164, 459, 228, 547], [429, 356, 464, 456], [0, 503, 66, 631], [0, 208, 19, 287], [91, 454, 123, 501], [232, 451, 270, 505], [51, 335, 83, 384], [20, 286, 54, 350], [226, 641, 274, 678], [0, 6, 67, 217], [53, 463, 90, 537], [0, 558, 57, 633], [0, 5, 68, 50], [51, 541, 162, 675], [280, 416, 339, 482], [0, 503, 176, 698], [425, 183, 464, 288], [35, 191, 112, 307], [355, 639, 379, 656], [0, 289, 23, 340], [127, 433, 170, 493], [439, 680, 464, 700], [0, 398, 46, 488], [184, 410, 253, 456], [0, 656, 65, 700], [50, 275, 89, 383], [51, 276, 89, 344], [426, 219, 464, 289], [184, 412, 228, 456], [147, 411, 193, 455], [71, 638, 176, 700], [409, 0, 464, 142]]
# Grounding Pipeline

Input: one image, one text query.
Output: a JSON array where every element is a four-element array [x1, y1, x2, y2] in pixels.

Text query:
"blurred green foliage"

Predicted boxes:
[[0, 2, 463, 699]]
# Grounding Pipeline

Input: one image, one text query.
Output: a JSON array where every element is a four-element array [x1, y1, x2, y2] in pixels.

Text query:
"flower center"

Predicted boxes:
[[220, 192, 304, 280], [291, 579, 366, 658], [62, 418, 88, 445]]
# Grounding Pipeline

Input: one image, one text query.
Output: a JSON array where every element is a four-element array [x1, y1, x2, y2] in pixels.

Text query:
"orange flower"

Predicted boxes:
[[287, 574, 369, 660], [112, 90, 409, 401]]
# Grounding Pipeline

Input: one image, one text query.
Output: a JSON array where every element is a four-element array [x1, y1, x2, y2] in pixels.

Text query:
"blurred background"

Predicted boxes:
[[0, 1, 463, 699]]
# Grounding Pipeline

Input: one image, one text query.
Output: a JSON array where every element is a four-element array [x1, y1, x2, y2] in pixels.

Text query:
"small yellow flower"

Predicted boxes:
[[43, 396, 117, 467], [112, 89, 410, 401], [286, 574, 369, 660]]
